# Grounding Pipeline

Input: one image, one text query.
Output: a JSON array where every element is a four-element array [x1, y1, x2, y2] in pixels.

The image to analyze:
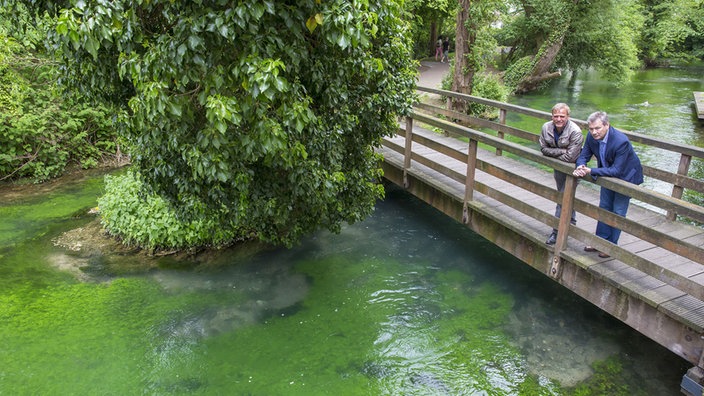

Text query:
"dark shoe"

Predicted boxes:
[[584, 246, 597, 252], [545, 232, 557, 245], [598, 252, 611, 258]]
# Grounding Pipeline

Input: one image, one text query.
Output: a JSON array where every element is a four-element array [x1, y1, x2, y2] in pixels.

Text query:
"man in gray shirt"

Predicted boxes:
[[539, 103, 584, 245]]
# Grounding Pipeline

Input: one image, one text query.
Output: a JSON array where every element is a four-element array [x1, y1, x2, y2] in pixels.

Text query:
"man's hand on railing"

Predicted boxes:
[[573, 165, 590, 178]]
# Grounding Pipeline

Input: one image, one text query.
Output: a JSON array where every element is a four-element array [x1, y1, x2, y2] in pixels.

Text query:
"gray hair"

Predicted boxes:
[[552, 103, 571, 115], [587, 111, 609, 126]]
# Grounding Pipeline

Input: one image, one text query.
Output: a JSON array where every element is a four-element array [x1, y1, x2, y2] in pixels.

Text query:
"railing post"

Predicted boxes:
[[463, 138, 478, 223], [444, 97, 453, 136], [403, 116, 413, 188], [668, 153, 692, 221], [549, 174, 578, 279], [496, 108, 507, 157]]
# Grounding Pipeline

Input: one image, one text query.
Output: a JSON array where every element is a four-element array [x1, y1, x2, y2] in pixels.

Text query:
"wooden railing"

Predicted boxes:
[[390, 86, 704, 301], [414, 86, 704, 222]]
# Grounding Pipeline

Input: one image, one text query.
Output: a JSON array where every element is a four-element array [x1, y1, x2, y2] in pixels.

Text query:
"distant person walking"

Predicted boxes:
[[441, 37, 450, 63], [435, 36, 443, 61]]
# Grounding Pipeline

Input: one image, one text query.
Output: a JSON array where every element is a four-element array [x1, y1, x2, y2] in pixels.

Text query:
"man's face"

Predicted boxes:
[[588, 121, 609, 140], [552, 108, 569, 131]]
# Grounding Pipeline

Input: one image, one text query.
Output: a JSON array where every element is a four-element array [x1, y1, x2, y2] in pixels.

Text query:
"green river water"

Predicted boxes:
[[2, 65, 702, 395]]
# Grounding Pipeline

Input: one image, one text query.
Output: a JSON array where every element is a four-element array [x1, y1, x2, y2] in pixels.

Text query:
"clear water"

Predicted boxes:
[[0, 170, 688, 395]]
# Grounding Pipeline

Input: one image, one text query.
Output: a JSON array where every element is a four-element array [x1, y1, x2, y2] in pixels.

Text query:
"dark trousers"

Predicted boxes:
[[596, 187, 631, 244]]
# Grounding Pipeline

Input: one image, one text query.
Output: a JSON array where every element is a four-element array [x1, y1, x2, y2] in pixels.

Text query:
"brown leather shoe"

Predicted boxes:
[[598, 252, 610, 258], [584, 246, 597, 252]]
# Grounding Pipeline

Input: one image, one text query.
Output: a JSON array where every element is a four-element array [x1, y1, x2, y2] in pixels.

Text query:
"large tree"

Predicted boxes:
[[500, 0, 643, 93], [20, 0, 416, 247]]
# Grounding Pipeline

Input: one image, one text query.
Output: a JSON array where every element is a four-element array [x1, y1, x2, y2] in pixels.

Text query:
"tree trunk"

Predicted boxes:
[[514, 31, 566, 94], [429, 21, 438, 56], [451, 0, 473, 112], [514, 0, 581, 94]]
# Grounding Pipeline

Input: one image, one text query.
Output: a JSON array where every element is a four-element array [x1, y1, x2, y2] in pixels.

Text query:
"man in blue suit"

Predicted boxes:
[[573, 111, 643, 258]]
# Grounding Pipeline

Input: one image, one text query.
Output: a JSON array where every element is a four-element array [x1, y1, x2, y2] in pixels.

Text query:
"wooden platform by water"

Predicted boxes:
[[695, 92, 704, 120]]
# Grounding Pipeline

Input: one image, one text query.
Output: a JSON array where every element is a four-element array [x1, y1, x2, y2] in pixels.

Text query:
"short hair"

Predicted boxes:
[[552, 103, 570, 115], [587, 111, 609, 126]]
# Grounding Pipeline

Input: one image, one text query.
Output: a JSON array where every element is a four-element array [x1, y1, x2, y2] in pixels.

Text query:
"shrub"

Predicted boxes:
[[98, 171, 249, 251], [441, 69, 509, 119]]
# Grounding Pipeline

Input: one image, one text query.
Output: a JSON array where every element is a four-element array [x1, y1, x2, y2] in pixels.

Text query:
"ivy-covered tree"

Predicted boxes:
[[22, 0, 416, 247], [501, 0, 643, 93]]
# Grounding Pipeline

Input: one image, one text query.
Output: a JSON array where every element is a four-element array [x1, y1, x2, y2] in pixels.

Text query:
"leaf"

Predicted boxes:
[[56, 21, 68, 35], [84, 36, 99, 59], [337, 34, 349, 49], [306, 16, 318, 33], [167, 101, 182, 117], [218, 24, 229, 38], [177, 43, 187, 57], [188, 35, 202, 50]]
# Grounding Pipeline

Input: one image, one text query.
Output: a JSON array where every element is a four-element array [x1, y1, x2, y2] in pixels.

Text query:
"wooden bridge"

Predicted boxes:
[[379, 86, 704, 395], [696, 92, 704, 120]]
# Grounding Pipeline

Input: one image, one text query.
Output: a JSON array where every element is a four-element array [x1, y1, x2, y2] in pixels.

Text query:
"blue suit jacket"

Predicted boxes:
[[576, 126, 644, 184]]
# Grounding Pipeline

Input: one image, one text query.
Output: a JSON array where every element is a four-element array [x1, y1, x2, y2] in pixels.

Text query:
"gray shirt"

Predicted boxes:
[[539, 119, 584, 163]]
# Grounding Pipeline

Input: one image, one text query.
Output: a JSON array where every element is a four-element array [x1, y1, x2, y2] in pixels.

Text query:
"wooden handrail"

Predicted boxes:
[[414, 86, 704, 223], [410, 112, 704, 222], [416, 85, 704, 160], [417, 101, 704, 197]]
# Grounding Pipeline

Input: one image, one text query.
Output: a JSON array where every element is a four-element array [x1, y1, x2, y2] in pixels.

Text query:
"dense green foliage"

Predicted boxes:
[[496, 0, 643, 85], [0, 12, 120, 182], [407, 0, 703, 94], [403, 0, 455, 58], [459, 0, 507, 76], [441, 69, 509, 118], [639, 0, 704, 64], [98, 171, 247, 250], [25, 0, 416, 247]]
